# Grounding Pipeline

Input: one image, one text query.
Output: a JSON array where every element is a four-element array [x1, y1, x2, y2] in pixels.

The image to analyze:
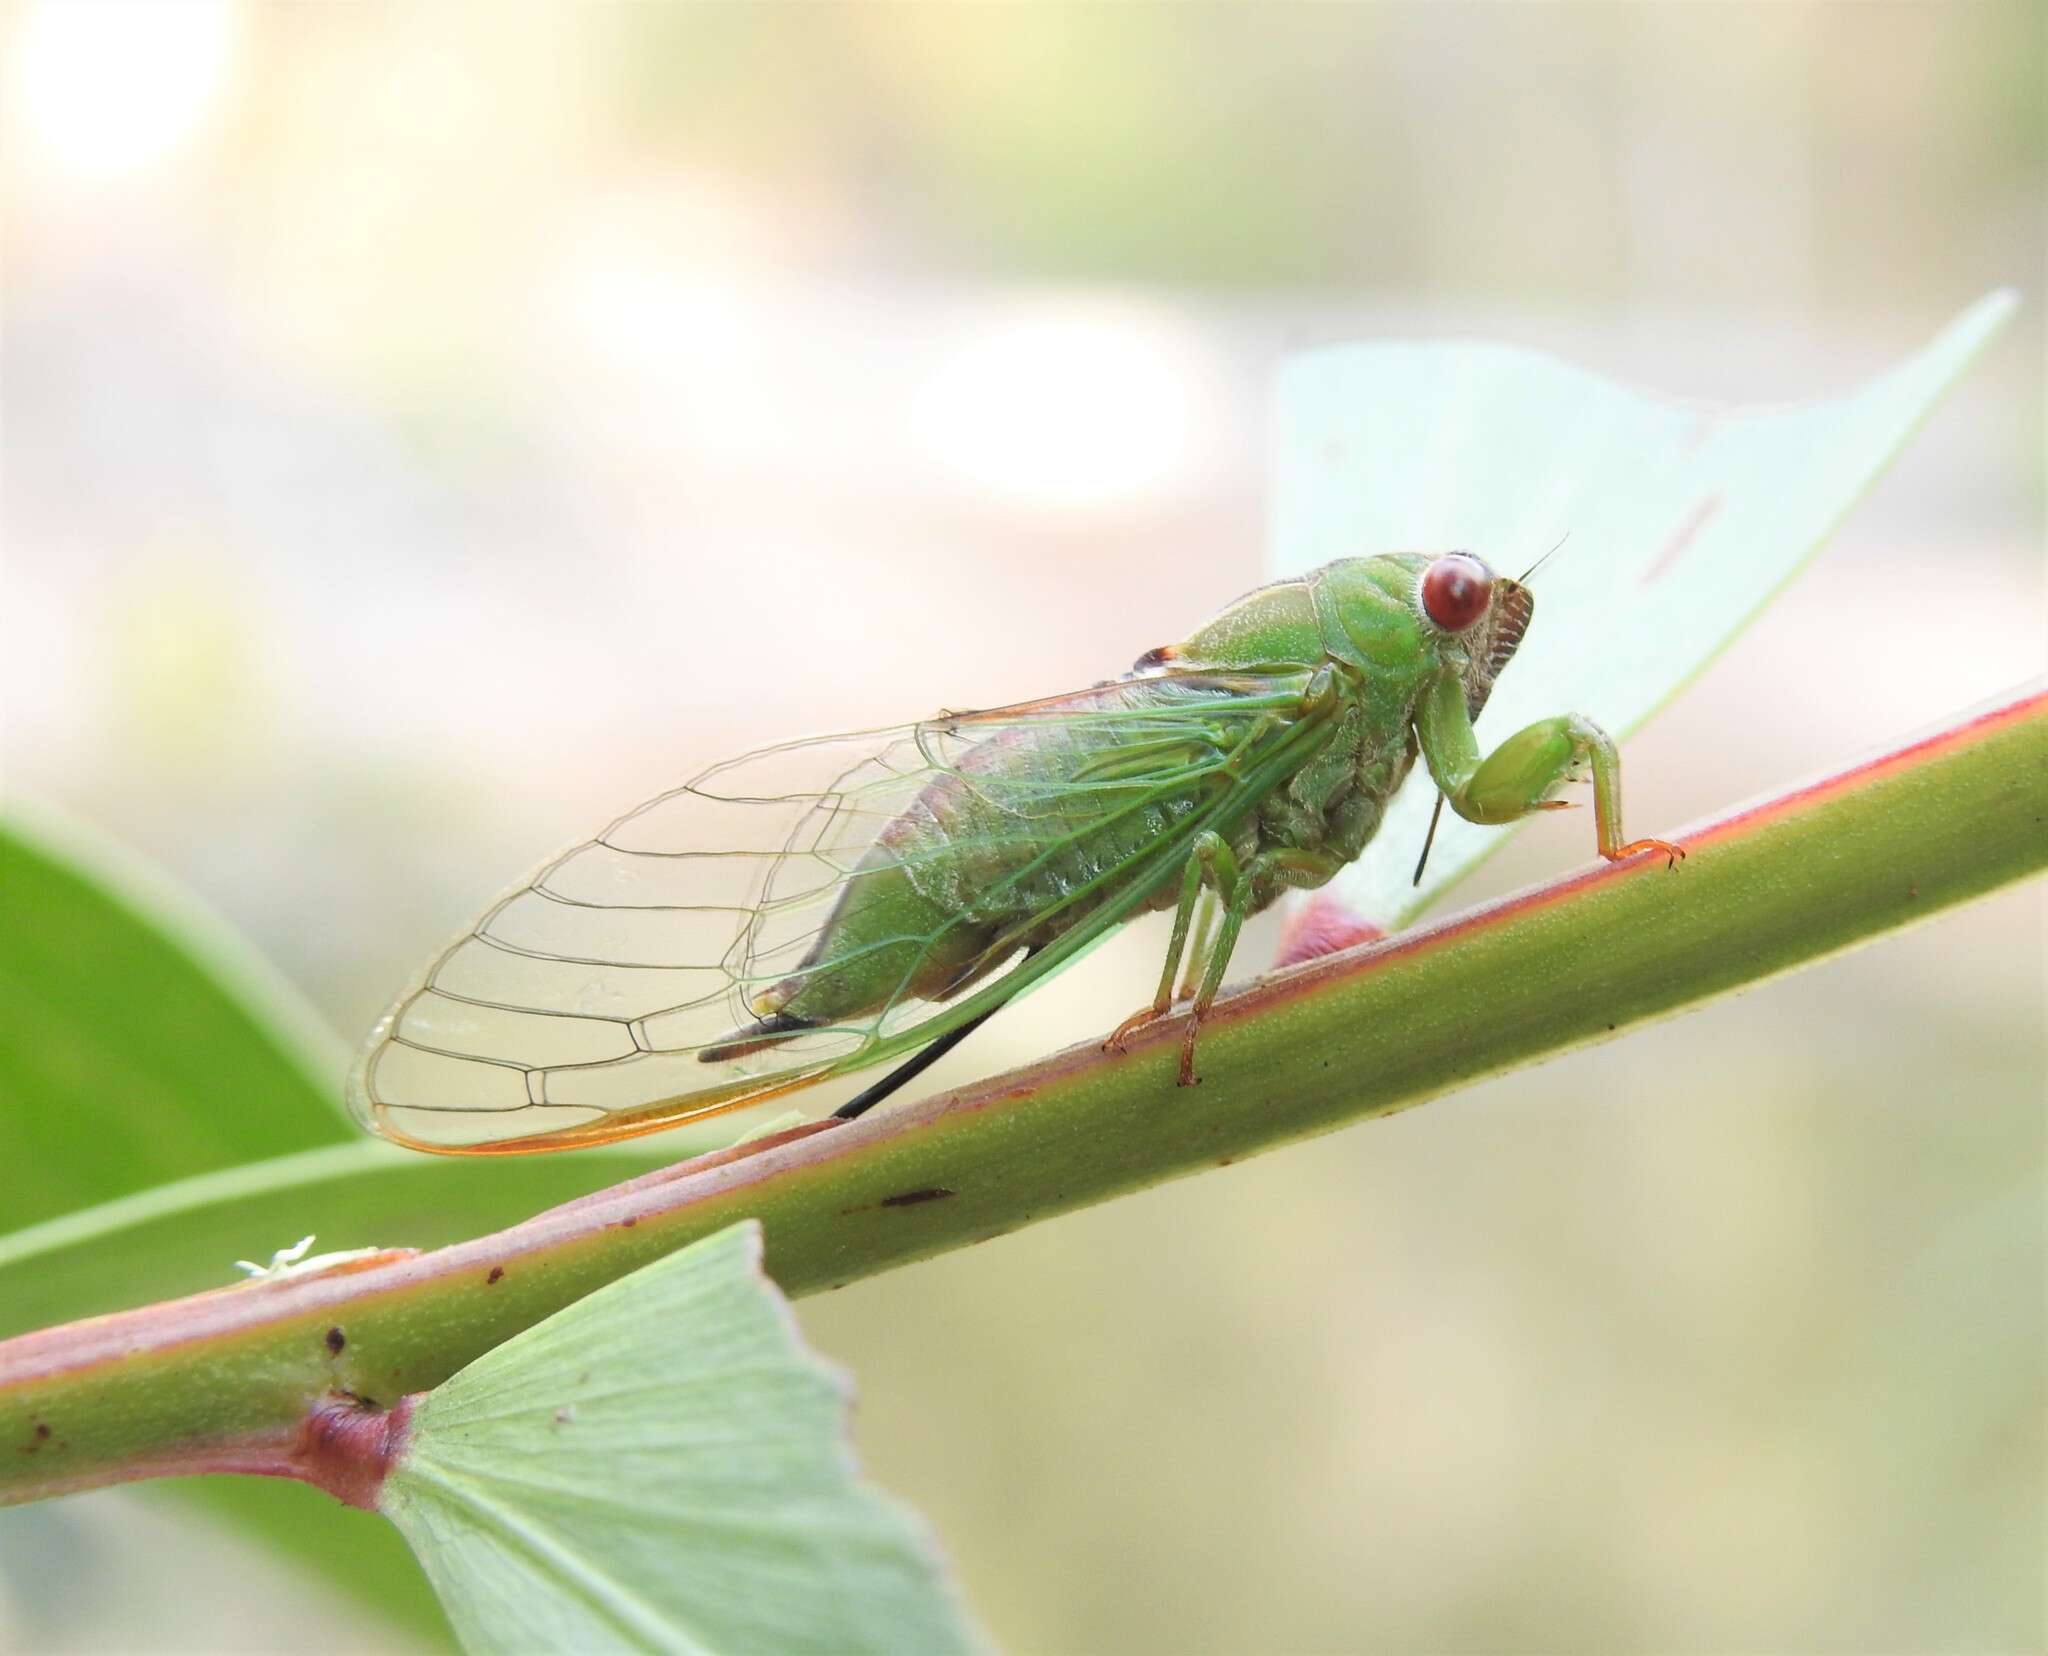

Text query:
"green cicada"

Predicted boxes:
[[350, 552, 1679, 1154]]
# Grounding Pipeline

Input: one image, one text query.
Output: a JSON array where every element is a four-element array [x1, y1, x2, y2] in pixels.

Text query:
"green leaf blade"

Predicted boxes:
[[0, 807, 352, 1230], [382, 1221, 979, 1656], [0, 1140, 687, 1341], [0, 804, 705, 1643]]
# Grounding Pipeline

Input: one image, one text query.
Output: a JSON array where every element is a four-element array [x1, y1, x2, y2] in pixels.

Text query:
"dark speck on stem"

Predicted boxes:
[[324, 1327, 345, 1356], [487, 1266, 505, 1285], [879, 1187, 955, 1209]]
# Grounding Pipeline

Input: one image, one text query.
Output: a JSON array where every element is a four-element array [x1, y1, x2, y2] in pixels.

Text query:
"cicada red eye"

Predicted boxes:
[[1420, 553, 1493, 632]]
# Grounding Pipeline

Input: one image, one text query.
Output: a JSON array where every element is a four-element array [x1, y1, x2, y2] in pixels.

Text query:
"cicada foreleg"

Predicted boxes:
[[1415, 672, 1686, 868]]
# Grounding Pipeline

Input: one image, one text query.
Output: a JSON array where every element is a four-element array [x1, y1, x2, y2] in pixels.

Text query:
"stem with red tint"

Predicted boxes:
[[3, 680, 2043, 1508]]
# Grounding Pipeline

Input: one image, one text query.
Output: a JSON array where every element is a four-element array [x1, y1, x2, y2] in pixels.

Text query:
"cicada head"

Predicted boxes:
[[1412, 551, 1533, 720]]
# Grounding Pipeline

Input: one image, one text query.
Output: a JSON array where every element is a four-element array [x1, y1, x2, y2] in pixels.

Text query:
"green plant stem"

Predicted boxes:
[[4, 681, 2044, 1508]]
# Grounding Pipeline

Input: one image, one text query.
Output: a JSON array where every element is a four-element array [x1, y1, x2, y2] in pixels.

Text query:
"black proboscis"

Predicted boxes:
[[1412, 791, 1448, 887]]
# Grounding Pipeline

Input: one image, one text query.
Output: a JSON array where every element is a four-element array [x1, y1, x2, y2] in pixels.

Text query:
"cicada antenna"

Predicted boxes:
[[1517, 531, 1570, 585]]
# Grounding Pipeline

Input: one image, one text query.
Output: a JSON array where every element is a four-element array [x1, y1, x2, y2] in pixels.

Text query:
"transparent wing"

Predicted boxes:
[[349, 673, 1314, 1154]]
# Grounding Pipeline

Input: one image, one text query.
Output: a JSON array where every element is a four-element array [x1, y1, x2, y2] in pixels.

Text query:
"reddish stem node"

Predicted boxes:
[[292, 1390, 415, 1510]]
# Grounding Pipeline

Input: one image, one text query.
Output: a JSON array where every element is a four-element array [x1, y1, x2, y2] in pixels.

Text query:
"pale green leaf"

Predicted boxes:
[[382, 1220, 980, 1656], [1268, 290, 2016, 925]]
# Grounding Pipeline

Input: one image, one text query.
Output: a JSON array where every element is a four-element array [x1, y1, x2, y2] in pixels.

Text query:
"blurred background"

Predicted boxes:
[[2, 2, 2042, 1650]]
